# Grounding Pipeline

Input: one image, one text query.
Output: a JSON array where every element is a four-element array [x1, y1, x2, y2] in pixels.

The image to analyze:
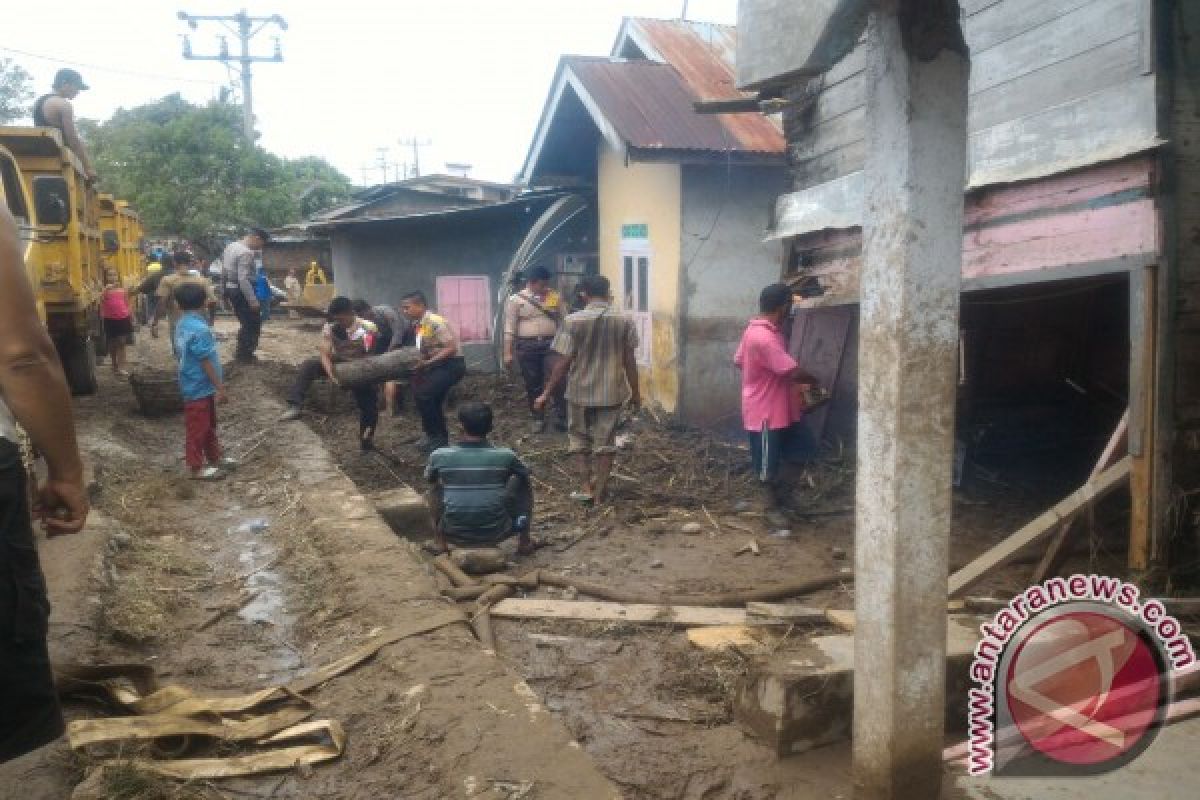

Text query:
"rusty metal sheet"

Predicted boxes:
[[618, 19, 785, 155], [571, 58, 781, 156]]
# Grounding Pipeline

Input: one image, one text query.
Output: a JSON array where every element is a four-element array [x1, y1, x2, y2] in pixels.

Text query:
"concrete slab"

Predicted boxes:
[[371, 485, 434, 540], [734, 616, 983, 755]]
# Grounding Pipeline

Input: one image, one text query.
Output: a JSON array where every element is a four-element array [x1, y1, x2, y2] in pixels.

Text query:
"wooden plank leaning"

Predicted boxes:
[[948, 456, 1132, 597], [1031, 410, 1129, 583]]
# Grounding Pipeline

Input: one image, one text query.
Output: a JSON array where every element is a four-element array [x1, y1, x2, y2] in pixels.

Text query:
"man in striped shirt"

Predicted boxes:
[[536, 274, 640, 505], [426, 402, 534, 554]]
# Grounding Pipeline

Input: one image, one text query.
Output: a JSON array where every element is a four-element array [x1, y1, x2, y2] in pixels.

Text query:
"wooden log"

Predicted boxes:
[[1032, 410, 1128, 582], [470, 585, 514, 653], [472, 610, 496, 651], [482, 571, 541, 590], [948, 457, 1132, 596], [538, 572, 644, 604], [332, 348, 421, 388], [451, 548, 507, 575], [661, 572, 852, 607], [432, 554, 478, 588], [442, 585, 488, 601], [475, 584, 514, 610]]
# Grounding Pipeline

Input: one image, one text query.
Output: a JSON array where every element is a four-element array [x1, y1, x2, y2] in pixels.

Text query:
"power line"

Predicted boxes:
[[177, 10, 288, 139], [0, 44, 221, 85]]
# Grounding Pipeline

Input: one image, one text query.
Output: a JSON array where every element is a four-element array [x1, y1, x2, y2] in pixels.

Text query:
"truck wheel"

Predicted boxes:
[[93, 325, 109, 358], [58, 335, 99, 396]]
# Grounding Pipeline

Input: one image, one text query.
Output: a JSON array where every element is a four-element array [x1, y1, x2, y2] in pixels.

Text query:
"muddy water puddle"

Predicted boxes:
[[217, 506, 304, 676]]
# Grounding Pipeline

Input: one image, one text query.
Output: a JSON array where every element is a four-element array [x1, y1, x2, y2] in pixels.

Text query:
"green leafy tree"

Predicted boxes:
[[0, 58, 34, 123], [81, 94, 352, 242]]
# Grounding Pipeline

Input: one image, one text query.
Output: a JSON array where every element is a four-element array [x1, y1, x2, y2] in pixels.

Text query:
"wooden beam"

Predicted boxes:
[[745, 601, 827, 621], [693, 98, 761, 114], [488, 598, 806, 627], [948, 456, 1132, 596], [1031, 409, 1129, 582], [1130, 265, 1156, 570]]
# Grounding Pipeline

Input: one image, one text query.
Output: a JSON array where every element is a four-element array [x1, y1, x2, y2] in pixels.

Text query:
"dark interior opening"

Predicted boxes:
[[957, 275, 1129, 502]]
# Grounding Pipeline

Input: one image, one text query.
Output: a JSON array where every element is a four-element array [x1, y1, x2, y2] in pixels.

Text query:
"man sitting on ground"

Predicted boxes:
[[279, 296, 381, 451], [425, 402, 535, 555]]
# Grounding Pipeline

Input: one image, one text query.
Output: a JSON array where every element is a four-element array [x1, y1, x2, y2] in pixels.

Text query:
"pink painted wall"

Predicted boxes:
[[787, 156, 1159, 299]]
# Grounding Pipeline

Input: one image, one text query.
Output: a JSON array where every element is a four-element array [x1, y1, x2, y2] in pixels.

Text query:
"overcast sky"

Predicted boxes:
[[5, 0, 738, 185]]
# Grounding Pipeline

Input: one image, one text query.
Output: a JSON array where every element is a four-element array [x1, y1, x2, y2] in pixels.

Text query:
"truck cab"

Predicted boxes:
[[0, 126, 108, 394], [0, 143, 41, 307]]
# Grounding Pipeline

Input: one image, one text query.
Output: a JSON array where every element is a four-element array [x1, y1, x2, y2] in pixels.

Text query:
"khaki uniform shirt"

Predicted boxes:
[[415, 311, 460, 359], [504, 289, 562, 339]]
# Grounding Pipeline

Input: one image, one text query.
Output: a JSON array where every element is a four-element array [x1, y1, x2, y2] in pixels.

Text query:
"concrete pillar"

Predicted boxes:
[[852, 2, 969, 799]]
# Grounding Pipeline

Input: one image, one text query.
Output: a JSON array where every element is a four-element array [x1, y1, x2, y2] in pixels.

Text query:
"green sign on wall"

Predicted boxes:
[[621, 223, 649, 240]]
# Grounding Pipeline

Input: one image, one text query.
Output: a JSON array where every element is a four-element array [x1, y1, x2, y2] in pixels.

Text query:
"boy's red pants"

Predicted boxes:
[[184, 396, 221, 469]]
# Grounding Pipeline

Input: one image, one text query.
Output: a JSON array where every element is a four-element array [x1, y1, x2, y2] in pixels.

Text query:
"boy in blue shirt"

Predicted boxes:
[[173, 283, 232, 480]]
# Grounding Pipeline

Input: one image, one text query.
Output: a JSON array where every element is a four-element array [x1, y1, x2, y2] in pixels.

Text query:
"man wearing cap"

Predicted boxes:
[[503, 265, 566, 433], [221, 228, 270, 364], [32, 69, 97, 183]]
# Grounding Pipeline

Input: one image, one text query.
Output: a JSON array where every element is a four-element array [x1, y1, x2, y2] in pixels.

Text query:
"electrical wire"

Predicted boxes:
[[0, 44, 221, 86]]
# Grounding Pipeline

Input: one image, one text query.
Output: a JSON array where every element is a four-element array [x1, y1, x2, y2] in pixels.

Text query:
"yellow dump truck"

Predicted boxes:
[[98, 194, 144, 288], [0, 126, 143, 394], [0, 142, 41, 304]]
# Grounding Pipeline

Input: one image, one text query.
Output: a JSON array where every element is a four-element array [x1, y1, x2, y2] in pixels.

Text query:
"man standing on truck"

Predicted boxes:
[[0, 204, 89, 762], [221, 228, 269, 364], [31, 69, 97, 184]]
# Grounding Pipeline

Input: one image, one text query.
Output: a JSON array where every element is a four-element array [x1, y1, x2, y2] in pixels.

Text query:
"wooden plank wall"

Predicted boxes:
[[786, 156, 1158, 300], [780, 0, 1159, 195]]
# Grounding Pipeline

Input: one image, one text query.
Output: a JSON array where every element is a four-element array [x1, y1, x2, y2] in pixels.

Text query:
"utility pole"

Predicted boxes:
[[398, 137, 432, 178], [852, 1, 969, 798], [178, 9, 288, 140]]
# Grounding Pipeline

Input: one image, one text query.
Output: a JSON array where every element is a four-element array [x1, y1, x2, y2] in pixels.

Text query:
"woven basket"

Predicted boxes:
[[129, 362, 236, 416]]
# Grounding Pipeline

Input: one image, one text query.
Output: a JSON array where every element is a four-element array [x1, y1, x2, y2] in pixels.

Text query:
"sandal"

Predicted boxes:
[[568, 490, 594, 506], [190, 466, 226, 481]]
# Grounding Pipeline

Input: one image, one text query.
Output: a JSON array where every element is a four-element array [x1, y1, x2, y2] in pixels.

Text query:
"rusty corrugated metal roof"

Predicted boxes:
[[568, 56, 782, 156], [619, 18, 783, 154]]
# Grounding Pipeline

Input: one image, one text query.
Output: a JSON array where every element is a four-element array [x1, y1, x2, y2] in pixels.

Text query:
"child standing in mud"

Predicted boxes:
[[173, 283, 233, 480]]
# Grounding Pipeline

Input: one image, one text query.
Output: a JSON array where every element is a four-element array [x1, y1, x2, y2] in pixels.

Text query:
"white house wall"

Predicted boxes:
[[678, 163, 791, 427]]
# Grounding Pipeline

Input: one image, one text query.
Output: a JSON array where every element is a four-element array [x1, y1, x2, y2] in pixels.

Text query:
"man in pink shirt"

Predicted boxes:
[[734, 283, 817, 519]]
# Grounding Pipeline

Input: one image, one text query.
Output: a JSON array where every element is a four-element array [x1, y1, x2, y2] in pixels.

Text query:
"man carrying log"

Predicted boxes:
[[353, 299, 414, 416], [734, 283, 818, 526], [426, 402, 535, 555], [401, 291, 466, 453], [279, 296, 381, 451]]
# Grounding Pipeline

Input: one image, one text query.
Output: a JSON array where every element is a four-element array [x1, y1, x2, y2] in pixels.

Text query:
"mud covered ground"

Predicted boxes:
[[1, 315, 1136, 800]]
